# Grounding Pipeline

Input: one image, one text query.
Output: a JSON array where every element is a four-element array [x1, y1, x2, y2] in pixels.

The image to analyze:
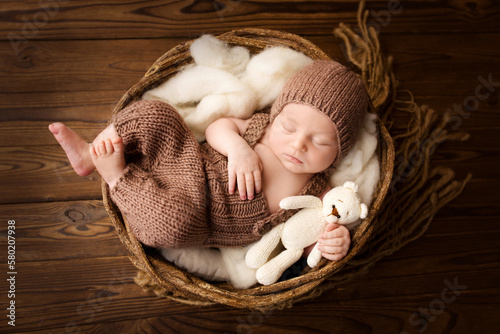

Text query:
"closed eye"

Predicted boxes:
[[281, 122, 295, 134], [313, 134, 336, 147], [313, 140, 332, 147]]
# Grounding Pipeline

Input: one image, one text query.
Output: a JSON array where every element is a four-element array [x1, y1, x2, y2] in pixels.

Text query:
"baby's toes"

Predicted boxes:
[[111, 138, 124, 154], [104, 138, 114, 155], [89, 144, 98, 159], [95, 141, 106, 156]]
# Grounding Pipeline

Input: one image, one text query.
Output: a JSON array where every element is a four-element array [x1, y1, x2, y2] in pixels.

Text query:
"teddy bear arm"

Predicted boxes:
[[256, 248, 303, 285], [279, 195, 323, 210], [306, 244, 323, 268], [245, 223, 284, 269]]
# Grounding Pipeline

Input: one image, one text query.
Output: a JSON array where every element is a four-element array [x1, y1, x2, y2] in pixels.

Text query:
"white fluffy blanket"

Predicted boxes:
[[142, 35, 380, 289], [143, 35, 313, 141]]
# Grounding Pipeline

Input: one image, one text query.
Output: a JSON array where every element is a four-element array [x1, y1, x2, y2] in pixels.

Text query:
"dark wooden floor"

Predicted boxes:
[[1, 1, 499, 333]]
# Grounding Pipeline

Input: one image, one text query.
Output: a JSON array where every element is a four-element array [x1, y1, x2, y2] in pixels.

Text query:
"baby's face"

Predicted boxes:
[[268, 103, 338, 175]]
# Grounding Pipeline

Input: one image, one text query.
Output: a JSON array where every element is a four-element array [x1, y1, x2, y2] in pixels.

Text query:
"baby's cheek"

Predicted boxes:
[[309, 150, 336, 173]]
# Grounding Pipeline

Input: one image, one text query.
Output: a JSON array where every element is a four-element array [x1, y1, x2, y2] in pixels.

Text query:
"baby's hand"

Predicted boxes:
[[316, 223, 351, 261], [227, 145, 262, 200]]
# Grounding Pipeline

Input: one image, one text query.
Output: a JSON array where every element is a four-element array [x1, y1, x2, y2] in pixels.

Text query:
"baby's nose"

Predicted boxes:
[[291, 135, 307, 151]]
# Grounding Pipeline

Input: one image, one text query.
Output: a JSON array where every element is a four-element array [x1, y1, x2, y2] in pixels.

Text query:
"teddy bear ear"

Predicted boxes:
[[343, 181, 358, 193], [360, 203, 369, 219]]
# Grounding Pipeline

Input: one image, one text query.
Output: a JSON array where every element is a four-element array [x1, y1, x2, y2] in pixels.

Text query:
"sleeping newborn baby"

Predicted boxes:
[[48, 60, 369, 264]]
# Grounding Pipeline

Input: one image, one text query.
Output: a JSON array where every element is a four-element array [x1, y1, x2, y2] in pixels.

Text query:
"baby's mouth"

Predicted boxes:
[[285, 154, 303, 164]]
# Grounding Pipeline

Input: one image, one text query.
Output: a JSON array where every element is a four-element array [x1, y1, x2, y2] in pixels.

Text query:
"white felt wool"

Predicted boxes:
[[220, 245, 258, 289], [159, 247, 229, 282], [241, 46, 313, 110], [331, 113, 380, 210], [190, 34, 250, 75], [142, 36, 313, 142], [142, 65, 256, 141], [160, 245, 258, 289]]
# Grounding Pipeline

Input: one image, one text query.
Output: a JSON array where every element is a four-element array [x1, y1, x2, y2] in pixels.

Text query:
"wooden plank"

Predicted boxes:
[[2, 32, 499, 97], [0, 200, 128, 261], [0, 0, 498, 44], [0, 91, 120, 122], [1, 120, 108, 147], [1, 237, 498, 333], [23, 294, 500, 334], [20, 296, 500, 334], [0, 38, 179, 95], [0, 145, 102, 204], [0, 256, 224, 332], [0, 88, 475, 129]]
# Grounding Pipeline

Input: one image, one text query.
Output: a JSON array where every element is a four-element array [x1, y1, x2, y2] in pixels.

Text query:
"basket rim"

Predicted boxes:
[[102, 28, 395, 308]]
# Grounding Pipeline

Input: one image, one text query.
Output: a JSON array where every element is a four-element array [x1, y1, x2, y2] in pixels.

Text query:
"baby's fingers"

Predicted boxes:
[[245, 169, 263, 199], [324, 222, 340, 233], [317, 242, 348, 262], [322, 223, 348, 239], [245, 172, 255, 200], [321, 252, 346, 262], [228, 172, 236, 195], [253, 170, 262, 194], [317, 244, 345, 255], [237, 172, 247, 200]]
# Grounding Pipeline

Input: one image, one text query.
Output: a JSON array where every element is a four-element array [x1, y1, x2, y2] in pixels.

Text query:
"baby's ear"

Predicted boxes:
[[360, 203, 368, 219]]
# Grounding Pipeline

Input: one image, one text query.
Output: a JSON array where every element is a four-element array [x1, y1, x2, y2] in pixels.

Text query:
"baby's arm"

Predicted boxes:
[[206, 118, 262, 200]]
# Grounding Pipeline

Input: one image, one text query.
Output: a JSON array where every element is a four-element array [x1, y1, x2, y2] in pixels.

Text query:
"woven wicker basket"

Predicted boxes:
[[102, 28, 395, 309]]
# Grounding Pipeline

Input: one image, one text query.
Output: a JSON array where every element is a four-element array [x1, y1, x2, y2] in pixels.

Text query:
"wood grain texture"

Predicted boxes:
[[0, 145, 102, 203], [0, 0, 498, 42], [0, 200, 127, 261], [0, 0, 499, 333]]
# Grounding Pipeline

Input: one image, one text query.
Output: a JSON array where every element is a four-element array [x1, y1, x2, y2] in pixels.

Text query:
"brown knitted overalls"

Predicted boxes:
[[109, 100, 330, 248]]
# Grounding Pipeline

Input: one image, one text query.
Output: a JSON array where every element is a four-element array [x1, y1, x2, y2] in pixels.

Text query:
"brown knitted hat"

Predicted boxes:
[[270, 60, 369, 163]]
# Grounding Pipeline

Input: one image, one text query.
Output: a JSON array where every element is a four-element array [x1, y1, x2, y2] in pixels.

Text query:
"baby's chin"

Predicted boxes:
[[281, 160, 319, 176]]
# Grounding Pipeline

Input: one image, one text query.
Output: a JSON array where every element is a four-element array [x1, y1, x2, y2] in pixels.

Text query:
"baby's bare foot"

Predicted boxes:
[[48, 123, 95, 176], [90, 137, 126, 189]]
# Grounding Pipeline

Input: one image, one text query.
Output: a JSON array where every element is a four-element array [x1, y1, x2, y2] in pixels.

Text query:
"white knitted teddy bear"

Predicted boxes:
[[245, 181, 369, 285]]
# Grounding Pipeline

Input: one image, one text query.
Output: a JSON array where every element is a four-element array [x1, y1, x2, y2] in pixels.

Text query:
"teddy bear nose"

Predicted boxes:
[[331, 206, 339, 218]]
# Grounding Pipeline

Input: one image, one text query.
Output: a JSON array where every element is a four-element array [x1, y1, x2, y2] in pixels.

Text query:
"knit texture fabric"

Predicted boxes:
[[270, 60, 369, 162], [109, 100, 329, 248]]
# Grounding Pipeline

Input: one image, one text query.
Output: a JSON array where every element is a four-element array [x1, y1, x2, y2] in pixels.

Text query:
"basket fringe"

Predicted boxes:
[[135, 270, 217, 306]]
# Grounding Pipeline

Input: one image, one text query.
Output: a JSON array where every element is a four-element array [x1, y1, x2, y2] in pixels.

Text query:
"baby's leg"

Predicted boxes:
[[48, 122, 95, 176], [90, 137, 126, 189], [49, 122, 121, 177]]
